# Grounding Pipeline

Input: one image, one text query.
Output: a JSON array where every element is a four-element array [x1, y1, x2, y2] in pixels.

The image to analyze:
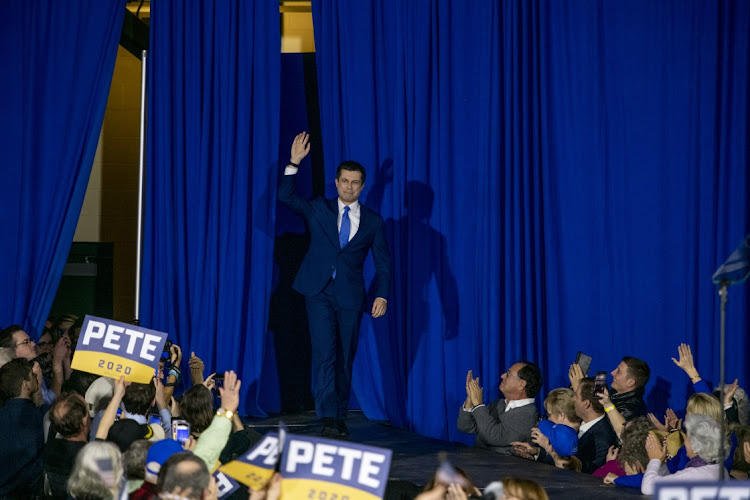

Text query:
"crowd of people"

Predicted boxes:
[[1, 316, 748, 499], [456, 346, 750, 496], [0, 317, 259, 500]]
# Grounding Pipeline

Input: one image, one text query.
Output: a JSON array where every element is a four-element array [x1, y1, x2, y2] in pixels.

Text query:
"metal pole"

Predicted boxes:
[[717, 283, 728, 481], [134, 49, 148, 325]]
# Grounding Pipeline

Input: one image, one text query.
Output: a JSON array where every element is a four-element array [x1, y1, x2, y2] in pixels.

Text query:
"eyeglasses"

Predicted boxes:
[[505, 369, 520, 379], [15, 338, 33, 347], [37, 341, 54, 349]]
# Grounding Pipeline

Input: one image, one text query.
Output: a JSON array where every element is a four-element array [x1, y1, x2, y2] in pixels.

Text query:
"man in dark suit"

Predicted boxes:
[[573, 377, 619, 473], [278, 132, 391, 437]]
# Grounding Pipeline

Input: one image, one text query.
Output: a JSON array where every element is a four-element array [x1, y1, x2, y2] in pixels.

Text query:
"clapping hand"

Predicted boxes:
[[645, 433, 667, 462]]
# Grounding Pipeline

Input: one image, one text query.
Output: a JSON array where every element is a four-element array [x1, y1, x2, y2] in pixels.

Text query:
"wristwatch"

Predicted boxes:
[[216, 408, 234, 420]]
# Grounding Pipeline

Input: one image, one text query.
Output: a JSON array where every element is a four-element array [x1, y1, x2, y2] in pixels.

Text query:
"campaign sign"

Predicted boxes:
[[655, 482, 750, 500], [214, 471, 240, 499], [220, 432, 280, 490], [70, 315, 167, 383], [279, 434, 392, 500]]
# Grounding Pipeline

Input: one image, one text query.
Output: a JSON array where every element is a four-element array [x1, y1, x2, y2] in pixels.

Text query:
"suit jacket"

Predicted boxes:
[[457, 400, 538, 455], [577, 417, 618, 473], [278, 173, 391, 311]]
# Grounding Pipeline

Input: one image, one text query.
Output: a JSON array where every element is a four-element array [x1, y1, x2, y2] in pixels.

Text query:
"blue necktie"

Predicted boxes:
[[339, 206, 351, 249], [333, 206, 350, 279]]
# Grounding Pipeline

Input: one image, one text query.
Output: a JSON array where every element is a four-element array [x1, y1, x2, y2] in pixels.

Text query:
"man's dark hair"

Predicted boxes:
[[578, 377, 605, 414], [123, 439, 153, 480], [50, 393, 89, 438], [0, 325, 24, 349], [157, 452, 210, 499], [336, 161, 366, 184], [0, 357, 33, 400], [122, 381, 156, 415], [61, 370, 100, 397], [622, 356, 650, 389], [180, 384, 214, 434], [517, 361, 543, 398]]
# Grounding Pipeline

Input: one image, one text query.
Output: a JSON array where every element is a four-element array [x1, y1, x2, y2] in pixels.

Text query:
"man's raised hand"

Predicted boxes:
[[218, 370, 241, 413], [290, 132, 311, 165]]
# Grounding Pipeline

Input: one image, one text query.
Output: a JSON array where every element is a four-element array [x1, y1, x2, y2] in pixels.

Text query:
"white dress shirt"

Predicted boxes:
[[578, 414, 605, 437], [337, 198, 360, 241]]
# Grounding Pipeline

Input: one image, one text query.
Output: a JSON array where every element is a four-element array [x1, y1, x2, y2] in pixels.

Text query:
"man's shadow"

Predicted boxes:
[[363, 161, 459, 427]]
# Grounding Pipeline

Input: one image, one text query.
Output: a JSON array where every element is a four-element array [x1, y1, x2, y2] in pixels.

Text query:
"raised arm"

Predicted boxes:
[[278, 132, 313, 216]]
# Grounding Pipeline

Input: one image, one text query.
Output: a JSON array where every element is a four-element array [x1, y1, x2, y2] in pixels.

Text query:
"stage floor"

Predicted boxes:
[[244, 411, 643, 499]]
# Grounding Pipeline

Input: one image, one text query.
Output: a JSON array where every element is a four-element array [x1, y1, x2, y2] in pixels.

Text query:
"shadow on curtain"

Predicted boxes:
[[140, 0, 280, 416], [0, 1, 124, 335], [312, 0, 749, 442]]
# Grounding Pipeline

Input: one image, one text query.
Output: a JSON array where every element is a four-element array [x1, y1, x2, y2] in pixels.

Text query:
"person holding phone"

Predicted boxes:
[[572, 377, 619, 473]]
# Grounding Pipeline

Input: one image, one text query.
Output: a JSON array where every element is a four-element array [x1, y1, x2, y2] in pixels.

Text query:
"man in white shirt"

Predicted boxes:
[[457, 361, 542, 455]]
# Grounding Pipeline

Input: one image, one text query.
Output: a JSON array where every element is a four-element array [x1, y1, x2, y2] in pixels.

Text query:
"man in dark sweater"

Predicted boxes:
[[44, 392, 91, 498], [0, 358, 47, 498], [609, 356, 649, 420], [457, 361, 542, 455]]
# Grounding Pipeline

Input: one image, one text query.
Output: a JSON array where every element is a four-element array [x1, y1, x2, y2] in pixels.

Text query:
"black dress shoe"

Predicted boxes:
[[336, 419, 349, 437], [321, 417, 338, 438]]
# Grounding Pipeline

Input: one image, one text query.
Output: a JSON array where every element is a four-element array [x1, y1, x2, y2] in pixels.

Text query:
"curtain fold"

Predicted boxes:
[[312, 0, 749, 441], [141, 0, 280, 416], [0, 1, 124, 335]]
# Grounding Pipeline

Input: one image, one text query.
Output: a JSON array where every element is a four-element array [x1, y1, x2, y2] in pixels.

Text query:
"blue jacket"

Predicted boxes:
[[278, 173, 391, 311]]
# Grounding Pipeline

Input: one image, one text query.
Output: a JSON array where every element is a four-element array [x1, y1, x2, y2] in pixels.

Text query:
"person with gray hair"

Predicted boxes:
[[67, 441, 123, 500], [641, 413, 729, 495]]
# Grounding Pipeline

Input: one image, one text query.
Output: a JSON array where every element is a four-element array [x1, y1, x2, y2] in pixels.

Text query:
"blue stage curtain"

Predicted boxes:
[[140, 0, 280, 416], [312, 0, 749, 442], [0, 2, 124, 335]]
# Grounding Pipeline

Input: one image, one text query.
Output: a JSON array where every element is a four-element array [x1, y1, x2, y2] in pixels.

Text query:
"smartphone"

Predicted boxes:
[[148, 413, 162, 426], [594, 371, 607, 395], [214, 374, 225, 389], [575, 351, 592, 376], [172, 419, 191, 444]]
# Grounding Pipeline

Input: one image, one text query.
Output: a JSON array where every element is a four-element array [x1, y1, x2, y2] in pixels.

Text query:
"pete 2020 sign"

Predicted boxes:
[[71, 315, 168, 383], [221, 431, 392, 500]]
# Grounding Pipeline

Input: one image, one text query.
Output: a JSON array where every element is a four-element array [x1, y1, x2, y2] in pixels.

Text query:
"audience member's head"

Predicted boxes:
[[0, 357, 37, 401], [501, 361, 542, 400], [50, 393, 91, 440], [158, 452, 216, 500], [37, 328, 57, 355], [144, 439, 184, 484], [180, 384, 214, 434], [686, 392, 722, 423], [122, 381, 156, 416], [67, 441, 123, 500], [574, 377, 605, 421], [617, 416, 654, 473], [684, 413, 728, 463], [122, 439, 153, 483], [85, 377, 115, 417], [0, 346, 15, 369], [544, 388, 581, 427], [422, 464, 481, 498], [731, 425, 750, 474], [52, 314, 78, 338], [60, 370, 100, 398], [611, 357, 650, 393], [0, 325, 37, 360], [107, 419, 164, 452], [488, 477, 548, 500]]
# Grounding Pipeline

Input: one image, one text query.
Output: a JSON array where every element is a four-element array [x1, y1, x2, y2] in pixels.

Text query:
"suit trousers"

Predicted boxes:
[[305, 278, 363, 419]]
